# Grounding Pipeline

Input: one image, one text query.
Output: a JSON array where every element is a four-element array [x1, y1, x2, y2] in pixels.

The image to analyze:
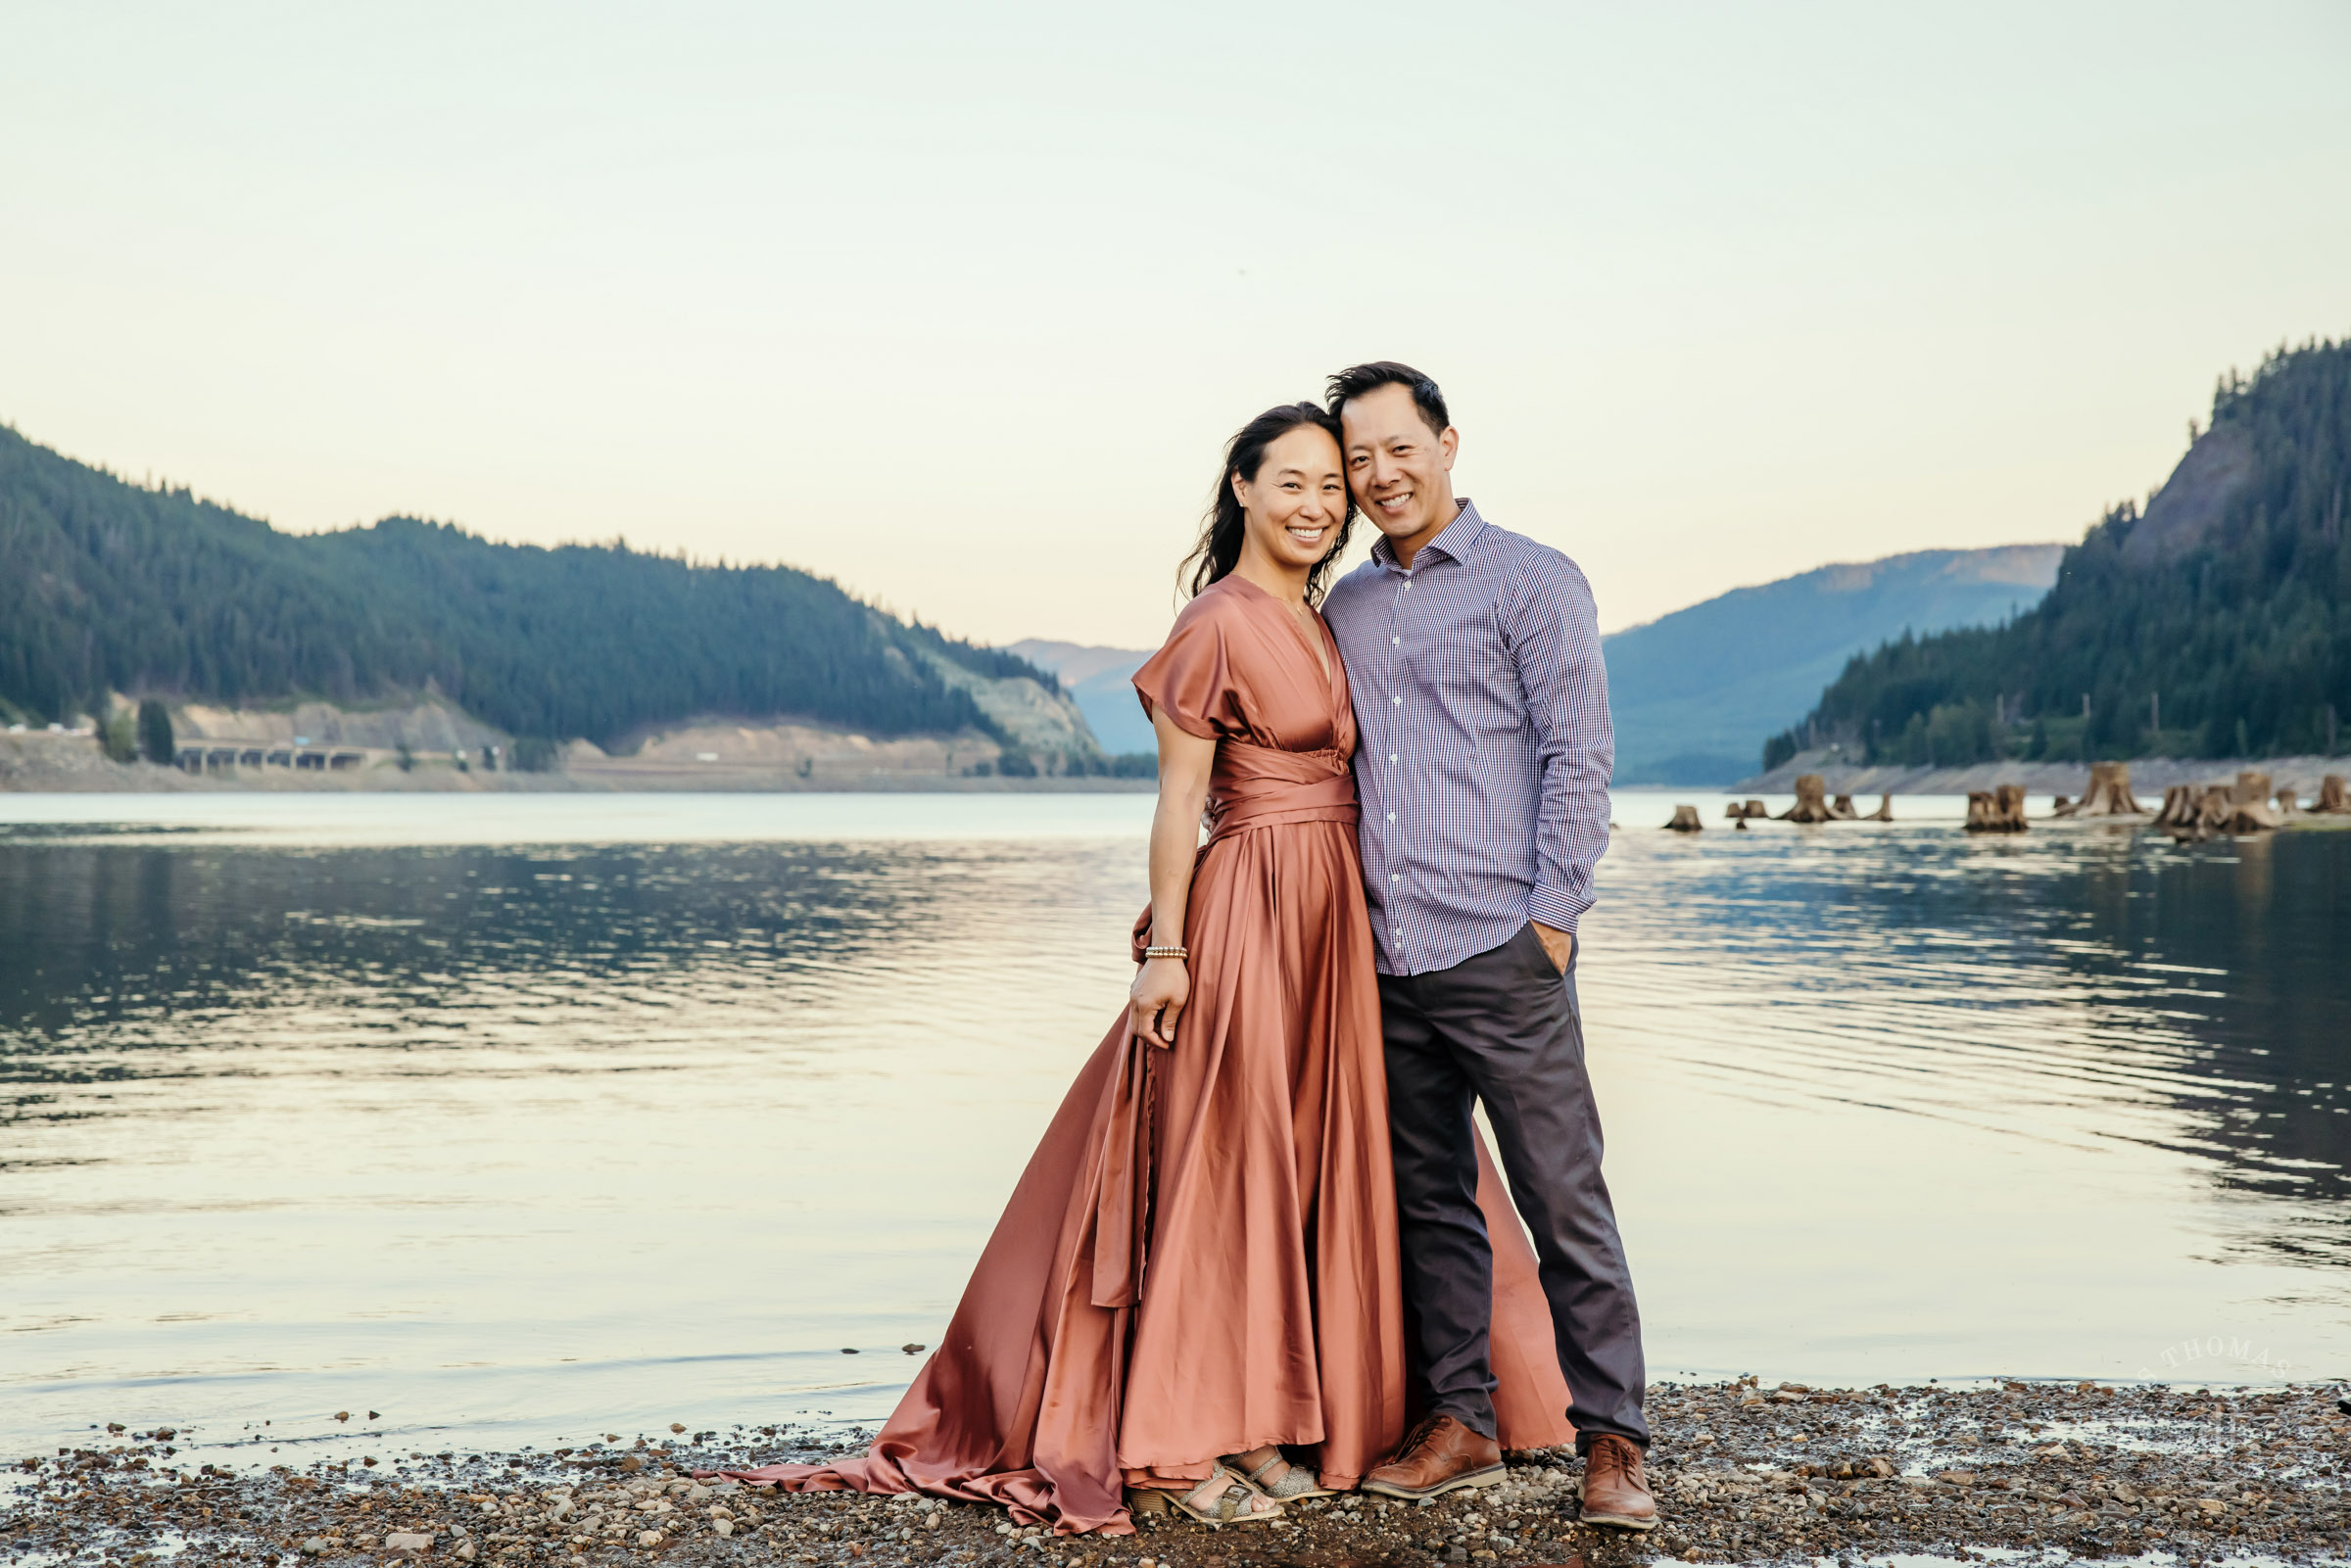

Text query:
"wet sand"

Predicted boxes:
[[9, 1380, 2346, 1566]]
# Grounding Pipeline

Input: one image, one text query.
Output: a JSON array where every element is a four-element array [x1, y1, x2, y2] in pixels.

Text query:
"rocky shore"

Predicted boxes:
[[8, 1380, 2347, 1567]]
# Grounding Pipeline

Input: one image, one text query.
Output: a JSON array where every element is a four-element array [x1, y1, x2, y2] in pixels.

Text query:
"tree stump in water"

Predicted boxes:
[[1829, 794, 1860, 820], [1665, 804, 1703, 832], [1778, 774, 1839, 824], [2317, 775, 2350, 814], [2160, 782, 2281, 836], [1965, 784, 2029, 832], [2275, 787, 2300, 816], [1744, 798, 1767, 820], [1863, 794, 1894, 822], [2061, 762, 2145, 816], [2050, 795, 2072, 814], [2153, 784, 2201, 829]]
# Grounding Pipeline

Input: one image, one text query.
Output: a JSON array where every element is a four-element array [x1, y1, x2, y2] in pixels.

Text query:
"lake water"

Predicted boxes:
[[4, 790, 2348, 1472]]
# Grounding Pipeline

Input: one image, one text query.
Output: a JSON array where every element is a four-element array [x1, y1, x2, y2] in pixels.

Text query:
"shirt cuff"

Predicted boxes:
[[1527, 884, 1587, 936]]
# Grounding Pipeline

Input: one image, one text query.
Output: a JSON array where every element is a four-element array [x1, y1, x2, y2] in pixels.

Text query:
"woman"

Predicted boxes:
[[713, 404, 1573, 1534]]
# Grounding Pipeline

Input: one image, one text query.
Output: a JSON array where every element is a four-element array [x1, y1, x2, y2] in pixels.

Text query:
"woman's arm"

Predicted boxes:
[[1127, 703, 1216, 1047]]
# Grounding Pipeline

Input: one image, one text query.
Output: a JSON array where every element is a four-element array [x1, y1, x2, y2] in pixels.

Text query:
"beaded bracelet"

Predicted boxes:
[[1141, 945, 1189, 962]]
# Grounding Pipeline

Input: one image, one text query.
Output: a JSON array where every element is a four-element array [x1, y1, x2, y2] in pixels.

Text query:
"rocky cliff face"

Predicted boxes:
[[908, 647, 1102, 759]]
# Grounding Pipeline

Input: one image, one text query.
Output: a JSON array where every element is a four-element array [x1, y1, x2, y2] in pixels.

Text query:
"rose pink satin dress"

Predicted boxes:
[[712, 576, 1574, 1534]]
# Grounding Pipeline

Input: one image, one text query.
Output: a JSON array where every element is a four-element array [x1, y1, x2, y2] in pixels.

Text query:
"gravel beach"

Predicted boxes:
[[9, 1380, 2346, 1567]]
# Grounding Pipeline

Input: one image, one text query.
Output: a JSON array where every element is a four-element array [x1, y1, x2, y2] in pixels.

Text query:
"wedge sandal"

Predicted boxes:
[[1224, 1449, 1336, 1501], [1170, 1464, 1285, 1526]]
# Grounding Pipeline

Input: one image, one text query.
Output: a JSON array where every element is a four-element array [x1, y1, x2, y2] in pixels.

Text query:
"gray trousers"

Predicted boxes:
[[1377, 922, 1649, 1451]]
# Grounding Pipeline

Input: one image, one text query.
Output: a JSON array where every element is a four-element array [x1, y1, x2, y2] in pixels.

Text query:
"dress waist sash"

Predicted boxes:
[[1203, 739, 1360, 843]]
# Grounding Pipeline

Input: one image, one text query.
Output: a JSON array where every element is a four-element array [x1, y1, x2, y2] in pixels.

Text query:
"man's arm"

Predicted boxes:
[[1501, 547, 1613, 971]]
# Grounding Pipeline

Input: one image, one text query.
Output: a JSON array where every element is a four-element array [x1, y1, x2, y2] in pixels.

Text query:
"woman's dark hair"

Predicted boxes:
[[1179, 402, 1356, 605]]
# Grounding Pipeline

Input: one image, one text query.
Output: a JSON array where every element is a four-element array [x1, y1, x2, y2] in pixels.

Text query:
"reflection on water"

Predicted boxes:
[[1, 793, 2347, 1464]]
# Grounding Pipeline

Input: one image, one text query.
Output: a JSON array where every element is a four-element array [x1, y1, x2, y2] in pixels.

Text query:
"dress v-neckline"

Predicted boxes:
[[1224, 574, 1337, 701]]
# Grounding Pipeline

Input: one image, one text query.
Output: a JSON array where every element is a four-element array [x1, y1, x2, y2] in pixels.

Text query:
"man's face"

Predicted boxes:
[[1340, 382, 1458, 546]]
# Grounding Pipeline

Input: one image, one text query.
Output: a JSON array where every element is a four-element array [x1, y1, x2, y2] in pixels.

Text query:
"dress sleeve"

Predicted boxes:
[[1130, 594, 1246, 740]]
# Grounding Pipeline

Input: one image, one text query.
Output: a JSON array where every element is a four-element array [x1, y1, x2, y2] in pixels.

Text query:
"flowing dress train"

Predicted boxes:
[[712, 577, 1574, 1533]]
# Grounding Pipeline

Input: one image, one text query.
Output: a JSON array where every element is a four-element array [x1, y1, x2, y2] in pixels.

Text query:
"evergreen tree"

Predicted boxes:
[[136, 699, 174, 765]]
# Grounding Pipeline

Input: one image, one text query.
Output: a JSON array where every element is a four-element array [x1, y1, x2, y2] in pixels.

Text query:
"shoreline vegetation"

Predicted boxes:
[[9, 1380, 2347, 1565]]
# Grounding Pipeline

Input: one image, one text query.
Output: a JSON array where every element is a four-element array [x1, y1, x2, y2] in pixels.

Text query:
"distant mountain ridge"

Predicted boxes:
[[1778, 336, 2351, 770], [1017, 543, 2067, 783], [0, 423, 1097, 763], [1006, 640, 1156, 756], [1605, 544, 2065, 784]]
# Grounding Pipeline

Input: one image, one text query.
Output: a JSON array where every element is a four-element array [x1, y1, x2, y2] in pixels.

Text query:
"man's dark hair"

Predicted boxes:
[[1325, 360, 1450, 437]]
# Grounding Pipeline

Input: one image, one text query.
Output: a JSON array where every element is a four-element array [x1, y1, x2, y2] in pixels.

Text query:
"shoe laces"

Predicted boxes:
[[1587, 1436, 1638, 1480], [1392, 1416, 1447, 1463]]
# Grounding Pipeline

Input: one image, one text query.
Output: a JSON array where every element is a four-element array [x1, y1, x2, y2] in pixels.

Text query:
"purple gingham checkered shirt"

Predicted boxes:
[[1321, 499, 1614, 976]]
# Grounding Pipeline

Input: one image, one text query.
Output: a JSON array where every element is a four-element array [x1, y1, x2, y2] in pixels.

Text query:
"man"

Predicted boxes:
[[1319, 361, 1654, 1532]]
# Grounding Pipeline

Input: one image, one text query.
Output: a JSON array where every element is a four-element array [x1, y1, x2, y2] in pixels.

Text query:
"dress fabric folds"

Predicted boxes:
[[710, 577, 1575, 1534]]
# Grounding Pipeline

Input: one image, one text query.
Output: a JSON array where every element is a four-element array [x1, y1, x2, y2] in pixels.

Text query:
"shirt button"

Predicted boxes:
[[1391, 694, 1402, 705], [1388, 753, 1397, 763], [1391, 636, 1400, 645], [1393, 927, 1403, 936], [1389, 874, 1400, 882], [1386, 812, 1396, 822]]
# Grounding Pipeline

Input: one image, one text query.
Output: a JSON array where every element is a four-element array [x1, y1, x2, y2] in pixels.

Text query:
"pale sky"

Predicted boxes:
[[5, 3, 2347, 647]]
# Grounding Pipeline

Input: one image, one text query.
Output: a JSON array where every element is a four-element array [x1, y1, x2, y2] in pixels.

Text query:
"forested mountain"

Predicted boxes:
[[1769, 337, 2351, 771], [0, 424, 1057, 749], [1603, 545, 2064, 784]]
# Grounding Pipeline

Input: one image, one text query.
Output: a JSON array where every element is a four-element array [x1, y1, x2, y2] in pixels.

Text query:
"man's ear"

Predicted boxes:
[[1438, 426, 1460, 473]]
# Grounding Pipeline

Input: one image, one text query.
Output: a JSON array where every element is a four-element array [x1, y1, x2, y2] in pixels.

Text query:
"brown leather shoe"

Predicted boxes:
[[1576, 1435, 1656, 1531], [1362, 1415, 1505, 1500]]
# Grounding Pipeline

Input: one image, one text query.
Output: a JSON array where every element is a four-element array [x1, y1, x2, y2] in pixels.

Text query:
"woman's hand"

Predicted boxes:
[[1128, 956, 1189, 1047]]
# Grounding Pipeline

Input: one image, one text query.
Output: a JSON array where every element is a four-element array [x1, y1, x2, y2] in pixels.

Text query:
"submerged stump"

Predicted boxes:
[[2057, 761, 2145, 817], [1829, 793, 1860, 821], [1863, 793, 1894, 822], [1778, 774, 1839, 824], [2318, 774, 2350, 814], [1665, 804, 1703, 832], [1965, 784, 2029, 833]]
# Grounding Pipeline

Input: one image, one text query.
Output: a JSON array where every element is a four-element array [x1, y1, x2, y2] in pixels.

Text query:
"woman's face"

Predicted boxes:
[[1231, 424, 1347, 575]]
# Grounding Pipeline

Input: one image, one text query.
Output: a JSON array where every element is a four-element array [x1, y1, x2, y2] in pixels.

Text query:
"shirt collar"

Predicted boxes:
[[1368, 498, 1485, 573]]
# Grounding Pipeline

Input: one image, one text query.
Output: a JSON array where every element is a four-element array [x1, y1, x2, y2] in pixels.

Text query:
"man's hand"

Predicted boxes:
[[1531, 920, 1576, 973]]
